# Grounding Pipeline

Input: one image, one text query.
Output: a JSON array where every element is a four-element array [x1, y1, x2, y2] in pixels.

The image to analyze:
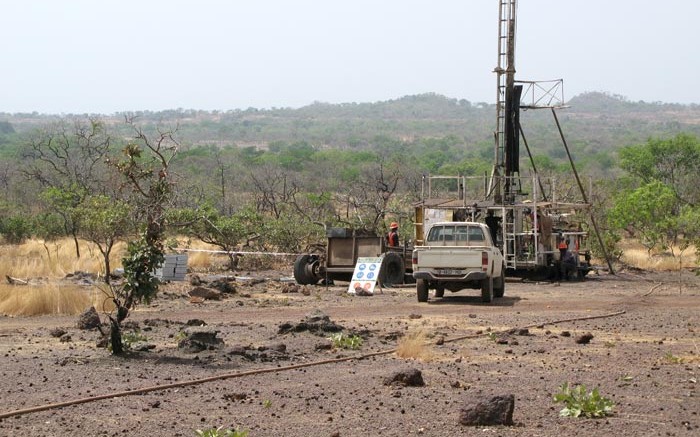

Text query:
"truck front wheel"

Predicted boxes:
[[481, 277, 493, 303], [417, 279, 429, 302]]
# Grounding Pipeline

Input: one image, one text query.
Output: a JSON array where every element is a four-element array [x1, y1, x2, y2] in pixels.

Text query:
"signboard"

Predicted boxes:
[[347, 256, 383, 295]]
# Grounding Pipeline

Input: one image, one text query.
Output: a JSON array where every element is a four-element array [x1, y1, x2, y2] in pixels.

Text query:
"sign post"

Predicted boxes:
[[347, 256, 383, 295]]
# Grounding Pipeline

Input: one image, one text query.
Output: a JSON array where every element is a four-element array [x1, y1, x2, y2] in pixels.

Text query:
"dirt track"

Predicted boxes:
[[0, 270, 698, 436]]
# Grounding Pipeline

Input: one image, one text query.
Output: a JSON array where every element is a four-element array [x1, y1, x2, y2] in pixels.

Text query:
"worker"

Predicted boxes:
[[557, 241, 577, 281], [387, 222, 400, 247], [484, 210, 501, 245]]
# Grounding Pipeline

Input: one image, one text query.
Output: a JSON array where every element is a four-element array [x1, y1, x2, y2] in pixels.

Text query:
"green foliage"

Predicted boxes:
[[122, 330, 148, 348], [121, 236, 164, 305], [664, 351, 683, 364], [262, 399, 272, 409], [553, 382, 614, 418], [195, 426, 248, 437], [328, 333, 363, 350], [608, 180, 678, 251], [0, 214, 33, 244], [33, 212, 66, 241], [75, 195, 131, 245]]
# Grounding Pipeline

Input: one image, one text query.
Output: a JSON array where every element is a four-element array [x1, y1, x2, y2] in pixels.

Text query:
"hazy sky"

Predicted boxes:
[[2, 0, 698, 114]]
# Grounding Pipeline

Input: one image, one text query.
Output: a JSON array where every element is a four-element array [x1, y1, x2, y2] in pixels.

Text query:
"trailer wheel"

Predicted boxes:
[[379, 252, 404, 287], [481, 277, 493, 303], [293, 254, 319, 285], [416, 279, 429, 302], [493, 267, 505, 298], [434, 286, 445, 298]]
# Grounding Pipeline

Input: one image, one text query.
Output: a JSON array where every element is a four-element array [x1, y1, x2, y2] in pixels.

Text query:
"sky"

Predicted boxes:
[[2, 0, 698, 114]]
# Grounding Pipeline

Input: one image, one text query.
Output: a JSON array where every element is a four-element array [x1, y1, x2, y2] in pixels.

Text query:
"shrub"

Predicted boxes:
[[328, 332, 363, 350], [553, 382, 614, 418], [195, 427, 248, 437]]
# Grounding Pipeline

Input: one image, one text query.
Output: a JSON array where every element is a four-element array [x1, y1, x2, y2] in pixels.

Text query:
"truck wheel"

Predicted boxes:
[[379, 252, 405, 286], [434, 286, 445, 298], [493, 267, 505, 298], [416, 279, 429, 302], [481, 277, 493, 303], [293, 254, 319, 285]]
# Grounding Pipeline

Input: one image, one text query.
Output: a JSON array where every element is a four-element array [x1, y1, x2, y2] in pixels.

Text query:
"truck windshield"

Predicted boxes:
[[427, 225, 485, 243]]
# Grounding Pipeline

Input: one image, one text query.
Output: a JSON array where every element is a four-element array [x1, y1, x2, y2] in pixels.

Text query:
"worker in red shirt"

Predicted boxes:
[[387, 222, 400, 247]]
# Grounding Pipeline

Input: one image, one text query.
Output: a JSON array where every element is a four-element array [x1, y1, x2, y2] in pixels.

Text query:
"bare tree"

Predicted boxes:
[[21, 118, 112, 257]]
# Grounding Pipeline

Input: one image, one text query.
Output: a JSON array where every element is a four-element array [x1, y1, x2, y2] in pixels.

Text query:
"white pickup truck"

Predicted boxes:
[[411, 222, 505, 303]]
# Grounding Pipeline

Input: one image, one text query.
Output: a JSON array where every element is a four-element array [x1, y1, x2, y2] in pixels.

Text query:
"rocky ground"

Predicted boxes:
[[0, 269, 698, 437]]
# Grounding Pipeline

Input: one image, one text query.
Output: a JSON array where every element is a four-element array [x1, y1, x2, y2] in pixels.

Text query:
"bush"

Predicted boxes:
[[553, 382, 614, 418], [0, 214, 33, 244]]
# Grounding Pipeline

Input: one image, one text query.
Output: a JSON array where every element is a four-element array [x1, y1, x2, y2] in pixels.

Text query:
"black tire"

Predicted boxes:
[[379, 252, 405, 287], [434, 286, 445, 298], [481, 277, 493, 303], [293, 254, 318, 285], [493, 267, 505, 298], [416, 279, 429, 302]]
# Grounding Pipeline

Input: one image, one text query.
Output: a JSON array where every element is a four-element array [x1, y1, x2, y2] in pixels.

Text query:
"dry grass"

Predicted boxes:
[[0, 283, 113, 316], [395, 330, 435, 361], [618, 240, 697, 271], [0, 238, 126, 280]]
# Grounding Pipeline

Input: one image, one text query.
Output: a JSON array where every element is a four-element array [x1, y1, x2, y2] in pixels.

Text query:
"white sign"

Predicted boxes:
[[347, 256, 383, 295]]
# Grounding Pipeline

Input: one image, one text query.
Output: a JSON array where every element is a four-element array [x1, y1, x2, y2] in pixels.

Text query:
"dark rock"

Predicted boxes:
[[96, 336, 109, 348], [178, 329, 224, 353], [384, 368, 425, 387], [59, 334, 72, 343], [189, 274, 203, 286], [315, 343, 332, 351], [76, 306, 102, 330], [575, 332, 594, 344], [188, 286, 222, 301], [269, 343, 287, 353], [131, 342, 156, 352], [408, 313, 422, 319], [186, 319, 207, 326], [210, 278, 236, 294], [516, 328, 530, 336], [281, 284, 299, 294], [435, 336, 445, 346], [278, 311, 344, 336], [223, 393, 248, 401], [228, 345, 249, 356], [458, 394, 515, 426], [560, 331, 571, 337], [49, 328, 67, 338], [122, 320, 140, 330]]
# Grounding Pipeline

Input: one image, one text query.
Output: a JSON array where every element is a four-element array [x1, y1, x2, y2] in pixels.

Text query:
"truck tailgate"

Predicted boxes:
[[416, 248, 483, 269]]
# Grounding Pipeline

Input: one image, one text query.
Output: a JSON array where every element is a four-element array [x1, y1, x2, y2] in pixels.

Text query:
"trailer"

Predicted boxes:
[[293, 227, 412, 286]]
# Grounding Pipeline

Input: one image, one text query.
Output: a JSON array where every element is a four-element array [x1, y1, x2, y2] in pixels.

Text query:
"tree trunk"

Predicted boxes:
[[109, 316, 123, 355], [72, 231, 81, 259]]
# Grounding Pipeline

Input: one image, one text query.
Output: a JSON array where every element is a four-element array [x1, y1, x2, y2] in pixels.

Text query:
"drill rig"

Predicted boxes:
[[414, 0, 612, 279]]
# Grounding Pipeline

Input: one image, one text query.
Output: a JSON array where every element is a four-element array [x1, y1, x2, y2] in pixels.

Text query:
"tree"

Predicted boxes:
[[22, 118, 112, 257], [608, 181, 678, 254], [170, 204, 261, 270], [611, 134, 700, 256], [106, 121, 178, 355], [618, 133, 700, 206], [74, 195, 132, 284]]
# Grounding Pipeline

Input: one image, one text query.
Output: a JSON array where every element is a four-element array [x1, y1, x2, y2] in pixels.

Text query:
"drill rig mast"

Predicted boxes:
[[414, 0, 613, 279]]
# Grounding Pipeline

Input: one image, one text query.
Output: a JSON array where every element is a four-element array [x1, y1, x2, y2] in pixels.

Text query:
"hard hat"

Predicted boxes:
[[390, 222, 399, 229], [558, 241, 568, 250]]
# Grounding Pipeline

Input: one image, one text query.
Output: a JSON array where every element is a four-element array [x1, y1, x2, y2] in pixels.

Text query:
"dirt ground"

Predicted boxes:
[[0, 268, 698, 437]]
